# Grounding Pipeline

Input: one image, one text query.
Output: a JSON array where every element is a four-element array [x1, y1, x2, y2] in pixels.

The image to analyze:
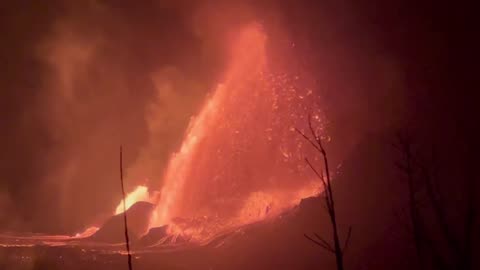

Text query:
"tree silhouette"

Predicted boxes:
[[394, 132, 478, 270], [297, 115, 352, 270]]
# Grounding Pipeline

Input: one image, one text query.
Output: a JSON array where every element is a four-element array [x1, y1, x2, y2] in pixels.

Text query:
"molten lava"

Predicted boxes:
[[115, 185, 150, 215], [151, 23, 267, 227], [0, 22, 328, 252], [74, 226, 99, 238], [147, 22, 325, 240]]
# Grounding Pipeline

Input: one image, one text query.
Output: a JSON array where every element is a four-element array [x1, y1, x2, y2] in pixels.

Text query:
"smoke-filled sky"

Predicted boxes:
[[0, 0, 468, 234]]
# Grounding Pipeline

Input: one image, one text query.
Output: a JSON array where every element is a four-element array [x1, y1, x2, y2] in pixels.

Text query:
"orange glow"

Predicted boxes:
[[151, 84, 229, 225], [146, 22, 325, 243], [73, 226, 99, 238], [115, 185, 150, 215], [0, 23, 326, 249], [151, 23, 267, 227]]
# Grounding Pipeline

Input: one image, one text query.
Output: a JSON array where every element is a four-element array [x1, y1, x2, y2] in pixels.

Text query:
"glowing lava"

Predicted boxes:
[[74, 226, 99, 238], [152, 23, 268, 226], [149, 22, 325, 237], [0, 22, 327, 250], [115, 185, 150, 214]]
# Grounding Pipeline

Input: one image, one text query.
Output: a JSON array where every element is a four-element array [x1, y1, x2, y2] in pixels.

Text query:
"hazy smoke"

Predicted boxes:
[[0, 1, 407, 233]]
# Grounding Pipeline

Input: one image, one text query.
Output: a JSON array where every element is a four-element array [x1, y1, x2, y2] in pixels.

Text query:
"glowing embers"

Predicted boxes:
[[145, 22, 326, 242], [115, 185, 151, 215], [151, 23, 269, 227]]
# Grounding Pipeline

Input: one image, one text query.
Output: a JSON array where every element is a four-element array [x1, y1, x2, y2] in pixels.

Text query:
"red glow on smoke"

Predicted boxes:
[[143, 23, 325, 240], [0, 23, 327, 248]]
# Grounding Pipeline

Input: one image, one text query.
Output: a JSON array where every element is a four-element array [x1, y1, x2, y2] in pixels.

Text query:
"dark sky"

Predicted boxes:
[[0, 0, 474, 234]]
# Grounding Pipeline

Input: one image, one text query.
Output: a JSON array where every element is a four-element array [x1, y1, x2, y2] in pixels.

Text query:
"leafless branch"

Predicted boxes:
[[307, 114, 325, 154], [305, 158, 327, 197], [295, 128, 322, 153], [120, 146, 133, 270], [393, 134, 453, 270], [314, 233, 335, 251], [342, 226, 352, 253], [299, 115, 351, 270], [304, 233, 335, 253]]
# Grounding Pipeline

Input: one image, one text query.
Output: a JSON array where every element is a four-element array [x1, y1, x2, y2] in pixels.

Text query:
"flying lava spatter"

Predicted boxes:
[[143, 23, 326, 239], [151, 23, 269, 227]]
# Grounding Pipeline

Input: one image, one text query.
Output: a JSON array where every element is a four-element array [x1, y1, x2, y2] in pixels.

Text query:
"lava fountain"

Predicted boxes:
[[0, 23, 327, 252], [148, 23, 325, 239], [115, 185, 150, 214]]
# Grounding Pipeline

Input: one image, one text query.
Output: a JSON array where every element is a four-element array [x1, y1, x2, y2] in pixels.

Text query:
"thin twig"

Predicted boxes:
[[314, 233, 335, 251], [295, 128, 322, 153], [305, 158, 327, 197], [342, 227, 352, 253], [304, 234, 335, 253], [298, 115, 350, 270], [307, 114, 325, 154], [120, 146, 133, 270]]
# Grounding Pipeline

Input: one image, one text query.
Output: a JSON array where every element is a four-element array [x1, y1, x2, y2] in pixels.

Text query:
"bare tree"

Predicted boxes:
[[394, 133, 436, 269], [394, 132, 478, 270], [296, 115, 352, 270]]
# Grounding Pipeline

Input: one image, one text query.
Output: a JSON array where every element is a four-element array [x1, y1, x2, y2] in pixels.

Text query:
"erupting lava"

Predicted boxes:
[[115, 185, 151, 214], [152, 24, 269, 226], [144, 22, 325, 240], [152, 23, 268, 227], [0, 22, 327, 251], [0, 22, 328, 251]]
